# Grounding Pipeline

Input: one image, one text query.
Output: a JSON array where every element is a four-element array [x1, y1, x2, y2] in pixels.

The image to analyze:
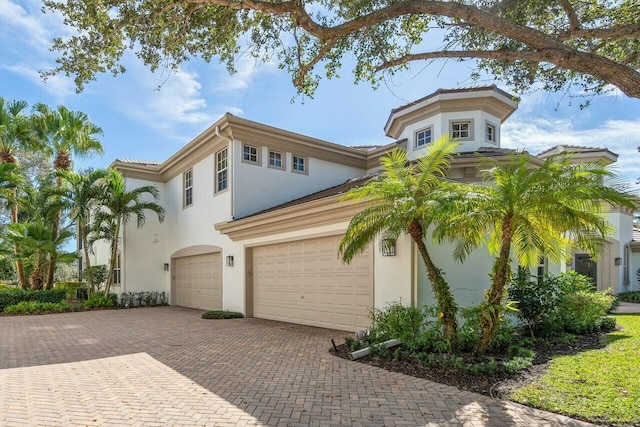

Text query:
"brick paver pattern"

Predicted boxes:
[[0, 307, 593, 426]]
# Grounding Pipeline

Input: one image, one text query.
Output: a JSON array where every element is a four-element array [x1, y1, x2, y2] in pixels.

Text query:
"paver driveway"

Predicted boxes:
[[0, 307, 591, 426]]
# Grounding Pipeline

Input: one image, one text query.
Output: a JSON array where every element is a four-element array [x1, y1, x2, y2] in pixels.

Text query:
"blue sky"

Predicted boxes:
[[1, 0, 638, 189]]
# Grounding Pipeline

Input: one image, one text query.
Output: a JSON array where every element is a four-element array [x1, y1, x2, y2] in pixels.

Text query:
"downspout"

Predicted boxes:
[[214, 126, 235, 219]]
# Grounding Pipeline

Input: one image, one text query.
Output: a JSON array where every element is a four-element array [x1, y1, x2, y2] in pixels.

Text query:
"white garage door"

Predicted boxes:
[[252, 235, 373, 331], [175, 253, 222, 311]]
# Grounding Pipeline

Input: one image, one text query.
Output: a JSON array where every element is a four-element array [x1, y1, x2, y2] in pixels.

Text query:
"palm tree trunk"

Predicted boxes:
[[45, 175, 63, 289], [10, 202, 27, 289], [104, 221, 120, 296], [477, 217, 514, 353], [81, 220, 95, 296], [408, 219, 459, 350]]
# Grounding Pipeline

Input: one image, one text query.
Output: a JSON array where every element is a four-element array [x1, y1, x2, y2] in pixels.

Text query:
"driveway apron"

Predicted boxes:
[[0, 307, 593, 426]]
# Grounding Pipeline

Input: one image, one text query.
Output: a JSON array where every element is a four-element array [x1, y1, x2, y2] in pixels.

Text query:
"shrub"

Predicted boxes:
[[369, 301, 441, 351], [54, 281, 88, 300], [119, 291, 168, 308], [201, 310, 244, 319], [600, 316, 617, 331], [85, 265, 108, 290], [554, 290, 615, 334], [4, 301, 73, 315], [508, 267, 561, 337], [83, 292, 117, 309], [617, 291, 640, 303], [0, 288, 66, 311]]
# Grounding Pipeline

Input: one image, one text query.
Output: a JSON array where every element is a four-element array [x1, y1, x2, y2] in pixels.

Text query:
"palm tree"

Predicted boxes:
[[52, 169, 109, 294], [0, 98, 36, 288], [437, 153, 637, 352], [92, 169, 165, 296], [339, 136, 461, 348], [6, 221, 76, 290], [32, 103, 103, 289]]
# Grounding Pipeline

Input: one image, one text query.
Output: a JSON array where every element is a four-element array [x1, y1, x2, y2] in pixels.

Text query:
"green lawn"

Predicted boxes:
[[512, 314, 640, 425]]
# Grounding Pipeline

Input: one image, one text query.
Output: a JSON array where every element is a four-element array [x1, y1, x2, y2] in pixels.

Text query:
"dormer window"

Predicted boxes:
[[450, 120, 473, 140], [485, 122, 497, 144], [415, 126, 433, 149]]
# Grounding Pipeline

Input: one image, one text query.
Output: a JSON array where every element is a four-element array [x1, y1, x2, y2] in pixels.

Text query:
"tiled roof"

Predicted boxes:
[[235, 173, 380, 220], [389, 85, 514, 115], [633, 227, 640, 242], [455, 147, 521, 159], [536, 145, 609, 156], [115, 159, 161, 166]]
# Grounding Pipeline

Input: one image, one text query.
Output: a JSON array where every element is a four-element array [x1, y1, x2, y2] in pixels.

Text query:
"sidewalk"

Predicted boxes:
[[615, 301, 640, 313]]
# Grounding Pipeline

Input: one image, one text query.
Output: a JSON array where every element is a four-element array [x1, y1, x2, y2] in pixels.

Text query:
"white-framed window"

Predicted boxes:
[[485, 122, 497, 144], [415, 126, 433, 148], [242, 144, 259, 164], [623, 244, 630, 286], [113, 254, 121, 285], [184, 169, 193, 207], [537, 256, 547, 284], [268, 149, 284, 170], [292, 155, 307, 174], [450, 120, 473, 140], [216, 148, 228, 193]]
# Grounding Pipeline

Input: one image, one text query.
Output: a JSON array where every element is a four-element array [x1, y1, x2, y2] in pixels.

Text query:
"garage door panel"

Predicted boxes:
[[253, 235, 373, 331], [175, 253, 222, 311]]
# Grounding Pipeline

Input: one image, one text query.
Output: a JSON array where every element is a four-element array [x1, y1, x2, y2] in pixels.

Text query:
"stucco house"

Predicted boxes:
[[88, 86, 638, 332]]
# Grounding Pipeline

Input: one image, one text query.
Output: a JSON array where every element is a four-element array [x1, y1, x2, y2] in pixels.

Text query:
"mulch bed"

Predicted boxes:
[[330, 331, 607, 399]]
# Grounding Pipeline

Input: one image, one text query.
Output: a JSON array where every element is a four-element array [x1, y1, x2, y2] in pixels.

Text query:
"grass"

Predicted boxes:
[[512, 314, 640, 425]]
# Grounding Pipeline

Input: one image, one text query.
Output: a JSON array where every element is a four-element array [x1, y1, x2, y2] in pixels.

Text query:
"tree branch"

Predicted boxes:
[[558, 0, 581, 31], [294, 38, 339, 87], [375, 49, 549, 72], [560, 24, 640, 41]]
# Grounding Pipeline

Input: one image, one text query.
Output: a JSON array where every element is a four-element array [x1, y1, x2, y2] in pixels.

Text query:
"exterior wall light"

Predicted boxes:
[[226, 255, 234, 267], [614, 257, 622, 266], [380, 238, 396, 257], [163, 263, 169, 271]]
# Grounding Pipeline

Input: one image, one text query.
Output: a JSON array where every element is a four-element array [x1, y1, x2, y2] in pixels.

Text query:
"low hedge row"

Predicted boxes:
[[0, 288, 66, 311]]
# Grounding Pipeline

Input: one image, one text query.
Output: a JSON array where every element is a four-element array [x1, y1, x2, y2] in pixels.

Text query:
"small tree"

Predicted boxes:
[[339, 136, 461, 348]]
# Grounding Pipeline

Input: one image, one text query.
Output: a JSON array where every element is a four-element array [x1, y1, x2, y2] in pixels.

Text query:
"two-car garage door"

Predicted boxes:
[[174, 253, 222, 311], [252, 235, 373, 331]]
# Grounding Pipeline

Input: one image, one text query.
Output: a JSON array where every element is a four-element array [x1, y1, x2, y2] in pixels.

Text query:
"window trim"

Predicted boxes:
[[215, 148, 229, 194], [449, 119, 474, 141], [485, 120, 498, 144], [183, 169, 193, 208], [623, 244, 630, 286], [414, 125, 434, 149], [241, 143, 261, 165], [113, 253, 121, 285], [268, 149, 285, 171], [291, 154, 308, 175]]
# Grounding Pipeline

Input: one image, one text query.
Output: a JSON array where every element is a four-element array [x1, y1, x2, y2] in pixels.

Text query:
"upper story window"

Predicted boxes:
[[216, 148, 228, 193], [485, 122, 497, 144], [450, 120, 473, 141], [242, 144, 259, 164], [292, 155, 307, 174], [184, 169, 193, 207], [415, 126, 433, 148], [268, 149, 285, 170]]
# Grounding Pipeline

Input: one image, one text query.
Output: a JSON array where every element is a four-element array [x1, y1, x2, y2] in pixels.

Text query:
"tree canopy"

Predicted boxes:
[[43, 0, 640, 99]]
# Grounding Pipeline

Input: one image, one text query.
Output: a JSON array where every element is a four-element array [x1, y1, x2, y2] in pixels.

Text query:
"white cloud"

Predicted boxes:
[[502, 117, 640, 185], [0, 0, 50, 47], [1, 63, 75, 99]]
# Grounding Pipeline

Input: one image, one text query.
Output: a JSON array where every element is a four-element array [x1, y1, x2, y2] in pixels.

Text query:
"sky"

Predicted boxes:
[[0, 0, 638, 190]]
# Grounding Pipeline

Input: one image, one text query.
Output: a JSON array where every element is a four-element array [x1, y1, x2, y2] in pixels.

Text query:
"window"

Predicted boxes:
[[415, 127, 433, 148], [623, 244, 630, 286], [450, 120, 473, 140], [537, 257, 547, 284], [485, 122, 497, 143], [216, 148, 228, 192], [292, 155, 307, 174], [268, 150, 284, 170], [113, 254, 121, 285], [78, 257, 83, 282], [183, 169, 193, 207], [242, 144, 259, 164]]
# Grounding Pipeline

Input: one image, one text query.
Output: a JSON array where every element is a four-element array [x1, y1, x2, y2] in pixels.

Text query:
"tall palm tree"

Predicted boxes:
[[0, 98, 35, 288], [32, 103, 103, 289], [437, 153, 637, 352], [339, 136, 461, 348], [52, 169, 109, 294], [92, 169, 165, 296]]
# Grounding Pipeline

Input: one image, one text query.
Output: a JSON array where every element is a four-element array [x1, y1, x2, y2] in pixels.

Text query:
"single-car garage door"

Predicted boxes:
[[252, 235, 373, 331], [174, 253, 222, 311]]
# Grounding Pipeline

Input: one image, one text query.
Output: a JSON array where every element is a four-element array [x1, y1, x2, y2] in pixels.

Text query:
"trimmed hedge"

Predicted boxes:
[[54, 281, 88, 300], [0, 288, 66, 311], [618, 291, 640, 303], [4, 301, 74, 315], [201, 310, 244, 319]]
